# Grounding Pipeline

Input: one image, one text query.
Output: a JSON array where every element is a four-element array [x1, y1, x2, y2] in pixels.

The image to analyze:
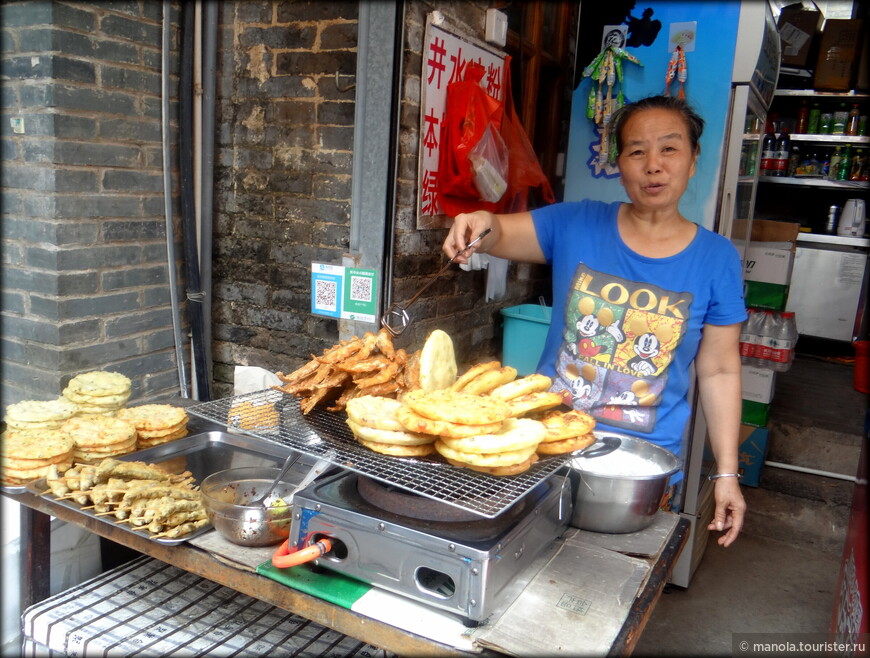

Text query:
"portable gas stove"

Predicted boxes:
[[288, 470, 572, 625]]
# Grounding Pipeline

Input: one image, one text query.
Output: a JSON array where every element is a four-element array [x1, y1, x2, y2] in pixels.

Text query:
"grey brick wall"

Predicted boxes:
[[2, 0, 552, 407], [1, 0, 185, 405]]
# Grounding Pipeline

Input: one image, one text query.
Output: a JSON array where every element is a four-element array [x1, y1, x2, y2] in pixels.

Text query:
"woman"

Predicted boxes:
[[443, 95, 747, 547]]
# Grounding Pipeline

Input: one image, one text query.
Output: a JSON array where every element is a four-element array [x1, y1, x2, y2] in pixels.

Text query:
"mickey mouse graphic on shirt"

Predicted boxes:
[[554, 265, 690, 434]]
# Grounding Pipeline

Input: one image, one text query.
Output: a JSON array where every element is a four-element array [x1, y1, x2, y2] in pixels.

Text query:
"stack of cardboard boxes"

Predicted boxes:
[[732, 219, 801, 486], [775, 0, 866, 91]]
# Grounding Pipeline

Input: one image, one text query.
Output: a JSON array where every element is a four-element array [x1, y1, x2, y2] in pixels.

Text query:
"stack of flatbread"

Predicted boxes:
[[395, 388, 542, 475], [117, 404, 190, 449], [62, 414, 138, 463], [345, 396, 436, 457], [4, 398, 79, 432], [1, 429, 74, 487], [62, 371, 132, 416]]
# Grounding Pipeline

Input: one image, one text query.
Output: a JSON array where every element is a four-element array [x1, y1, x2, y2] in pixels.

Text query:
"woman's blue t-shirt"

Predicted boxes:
[[531, 200, 747, 461]]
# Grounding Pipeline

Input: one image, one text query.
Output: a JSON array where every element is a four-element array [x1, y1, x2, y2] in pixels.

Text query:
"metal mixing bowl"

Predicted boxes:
[[568, 433, 680, 534], [200, 467, 298, 547]]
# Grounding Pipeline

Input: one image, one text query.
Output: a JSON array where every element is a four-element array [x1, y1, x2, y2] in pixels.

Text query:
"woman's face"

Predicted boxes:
[[617, 107, 698, 214]]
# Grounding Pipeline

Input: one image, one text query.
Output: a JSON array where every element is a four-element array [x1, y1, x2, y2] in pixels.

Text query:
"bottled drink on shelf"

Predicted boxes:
[[760, 129, 777, 177], [787, 145, 801, 177], [769, 312, 798, 373], [818, 147, 831, 178], [740, 309, 764, 366], [807, 103, 821, 134], [795, 101, 809, 134], [837, 144, 853, 181], [850, 148, 867, 182], [858, 115, 868, 137], [832, 103, 848, 135], [819, 111, 833, 134], [846, 104, 860, 136], [829, 146, 843, 181], [772, 130, 790, 177]]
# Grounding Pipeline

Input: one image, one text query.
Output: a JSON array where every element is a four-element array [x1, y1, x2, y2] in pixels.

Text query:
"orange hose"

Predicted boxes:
[[272, 537, 332, 569]]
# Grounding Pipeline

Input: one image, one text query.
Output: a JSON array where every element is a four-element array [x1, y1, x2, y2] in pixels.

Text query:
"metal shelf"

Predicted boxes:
[[758, 177, 868, 190], [790, 134, 869, 145], [774, 89, 870, 99]]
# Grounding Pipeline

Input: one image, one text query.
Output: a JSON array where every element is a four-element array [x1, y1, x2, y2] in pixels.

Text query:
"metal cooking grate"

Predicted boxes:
[[186, 389, 571, 518]]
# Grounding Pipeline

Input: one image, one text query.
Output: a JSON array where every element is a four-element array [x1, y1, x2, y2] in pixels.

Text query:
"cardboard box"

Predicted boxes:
[[813, 19, 865, 91], [776, 1, 823, 68], [732, 219, 801, 311], [738, 424, 770, 487], [741, 364, 776, 426]]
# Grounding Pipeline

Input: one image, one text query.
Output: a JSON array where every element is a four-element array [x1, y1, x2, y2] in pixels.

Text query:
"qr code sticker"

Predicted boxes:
[[315, 279, 338, 312], [349, 275, 372, 303]]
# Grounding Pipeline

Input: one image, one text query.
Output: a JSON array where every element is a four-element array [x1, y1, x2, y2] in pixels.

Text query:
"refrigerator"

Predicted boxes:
[[565, 0, 780, 587]]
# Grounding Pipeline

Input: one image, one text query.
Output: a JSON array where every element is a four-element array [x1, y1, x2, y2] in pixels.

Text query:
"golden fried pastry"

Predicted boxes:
[[538, 408, 596, 441], [459, 367, 518, 396], [536, 433, 596, 455], [395, 405, 503, 438], [402, 389, 511, 425], [505, 392, 564, 417], [434, 440, 537, 467], [489, 373, 553, 401], [450, 360, 501, 392], [346, 419, 435, 446], [356, 438, 438, 457], [437, 418, 546, 454]]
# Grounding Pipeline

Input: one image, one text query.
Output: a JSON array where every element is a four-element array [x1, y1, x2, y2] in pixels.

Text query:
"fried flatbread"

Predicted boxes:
[[401, 389, 511, 425], [437, 418, 545, 454], [489, 373, 553, 401]]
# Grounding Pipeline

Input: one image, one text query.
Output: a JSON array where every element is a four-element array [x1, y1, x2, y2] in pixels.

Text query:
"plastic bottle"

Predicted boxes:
[[807, 103, 821, 134], [740, 309, 764, 366], [759, 129, 777, 177], [837, 143, 852, 181], [753, 310, 777, 368], [772, 130, 790, 177], [846, 104, 860, 136], [850, 148, 866, 181], [818, 147, 831, 178], [858, 115, 868, 137], [819, 111, 833, 134], [795, 101, 809, 134], [832, 104, 848, 135], [787, 144, 801, 177], [769, 312, 798, 372], [828, 146, 843, 181]]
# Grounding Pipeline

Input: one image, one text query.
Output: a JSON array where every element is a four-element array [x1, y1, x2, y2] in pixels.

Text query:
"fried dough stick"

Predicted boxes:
[[151, 518, 209, 539], [95, 458, 190, 484]]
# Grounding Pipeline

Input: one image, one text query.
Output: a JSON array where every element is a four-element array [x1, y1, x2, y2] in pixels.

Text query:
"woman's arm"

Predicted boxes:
[[443, 210, 546, 264], [695, 322, 746, 547]]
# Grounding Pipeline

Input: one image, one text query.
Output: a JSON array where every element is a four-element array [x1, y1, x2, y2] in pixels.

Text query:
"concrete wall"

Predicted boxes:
[[1, 0, 184, 405]]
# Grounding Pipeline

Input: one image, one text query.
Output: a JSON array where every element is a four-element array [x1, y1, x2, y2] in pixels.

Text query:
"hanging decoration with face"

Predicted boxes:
[[581, 45, 642, 166]]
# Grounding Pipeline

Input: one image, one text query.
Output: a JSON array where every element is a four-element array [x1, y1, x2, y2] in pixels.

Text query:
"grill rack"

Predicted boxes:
[[186, 389, 571, 519]]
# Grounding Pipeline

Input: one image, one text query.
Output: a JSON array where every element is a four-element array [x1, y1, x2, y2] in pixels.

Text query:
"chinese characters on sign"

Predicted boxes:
[[417, 22, 506, 229]]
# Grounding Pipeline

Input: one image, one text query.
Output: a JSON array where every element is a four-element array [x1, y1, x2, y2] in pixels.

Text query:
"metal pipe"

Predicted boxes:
[[200, 0, 217, 394], [162, 0, 189, 397], [764, 460, 856, 482]]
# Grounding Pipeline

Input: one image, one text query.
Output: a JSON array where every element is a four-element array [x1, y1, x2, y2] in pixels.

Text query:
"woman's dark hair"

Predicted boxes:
[[607, 95, 705, 161]]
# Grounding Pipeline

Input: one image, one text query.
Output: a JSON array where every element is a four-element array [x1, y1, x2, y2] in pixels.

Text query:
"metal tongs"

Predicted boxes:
[[380, 228, 492, 337]]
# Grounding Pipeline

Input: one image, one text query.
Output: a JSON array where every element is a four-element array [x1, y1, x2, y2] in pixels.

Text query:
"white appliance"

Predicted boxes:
[[838, 199, 867, 238]]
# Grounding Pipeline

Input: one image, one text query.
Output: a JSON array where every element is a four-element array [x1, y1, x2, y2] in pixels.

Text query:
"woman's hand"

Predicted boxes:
[[707, 476, 746, 547], [443, 211, 496, 264]]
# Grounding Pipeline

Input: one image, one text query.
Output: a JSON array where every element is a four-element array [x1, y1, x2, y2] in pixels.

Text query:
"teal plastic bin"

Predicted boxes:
[[500, 304, 552, 376]]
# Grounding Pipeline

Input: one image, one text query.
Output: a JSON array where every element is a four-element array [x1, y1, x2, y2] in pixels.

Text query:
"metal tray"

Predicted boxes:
[[186, 389, 573, 519], [26, 431, 311, 545]]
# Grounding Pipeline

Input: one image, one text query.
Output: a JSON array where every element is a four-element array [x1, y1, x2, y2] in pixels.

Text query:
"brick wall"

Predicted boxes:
[[1, 1, 184, 405], [210, 0, 550, 399], [1, 0, 553, 406]]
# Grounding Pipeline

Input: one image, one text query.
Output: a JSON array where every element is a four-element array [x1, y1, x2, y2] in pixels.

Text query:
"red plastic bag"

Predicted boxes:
[[438, 62, 504, 217], [498, 55, 555, 213]]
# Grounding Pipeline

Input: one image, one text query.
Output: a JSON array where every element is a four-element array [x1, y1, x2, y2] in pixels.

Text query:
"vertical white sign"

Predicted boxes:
[[418, 21, 506, 229]]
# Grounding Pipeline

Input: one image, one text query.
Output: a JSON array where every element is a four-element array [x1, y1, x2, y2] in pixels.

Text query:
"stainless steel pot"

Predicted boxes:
[[568, 433, 680, 534]]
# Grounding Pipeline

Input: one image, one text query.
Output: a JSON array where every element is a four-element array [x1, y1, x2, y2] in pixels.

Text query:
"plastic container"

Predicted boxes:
[[855, 341, 869, 394], [769, 311, 798, 372], [501, 304, 552, 376]]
